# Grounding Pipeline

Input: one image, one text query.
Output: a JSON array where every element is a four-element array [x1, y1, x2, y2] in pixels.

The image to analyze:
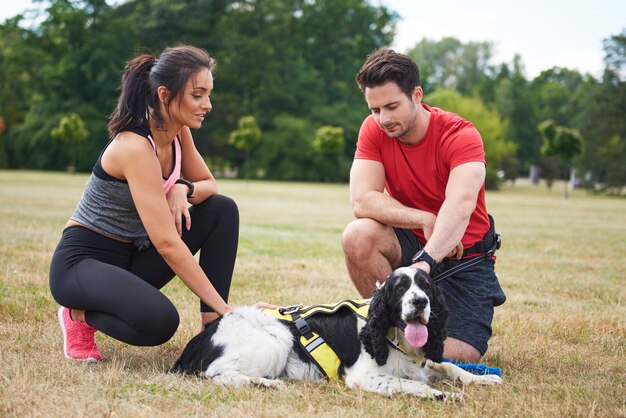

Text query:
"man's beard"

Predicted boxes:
[[381, 122, 407, 138], [383, 105, 419, 141]]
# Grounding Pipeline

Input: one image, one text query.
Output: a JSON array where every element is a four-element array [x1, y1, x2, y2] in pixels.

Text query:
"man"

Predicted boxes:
[[342, 48, 506, 363]]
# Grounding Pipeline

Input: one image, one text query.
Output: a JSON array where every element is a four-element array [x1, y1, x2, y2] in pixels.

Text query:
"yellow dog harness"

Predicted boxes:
[[264, 299, 370, 380]]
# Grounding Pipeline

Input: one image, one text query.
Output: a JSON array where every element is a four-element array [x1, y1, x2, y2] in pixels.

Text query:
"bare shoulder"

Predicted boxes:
[[101, 131, 157, 179], [110, 131, 153, 153]]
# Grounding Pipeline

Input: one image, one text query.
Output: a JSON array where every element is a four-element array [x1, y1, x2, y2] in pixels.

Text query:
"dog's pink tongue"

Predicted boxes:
[[404, 322, 428, 348]]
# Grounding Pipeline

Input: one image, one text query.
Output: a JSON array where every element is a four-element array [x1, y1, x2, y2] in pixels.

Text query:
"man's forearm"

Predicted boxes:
[[421, 197, 473, 262], [352, 191, 434, 230]]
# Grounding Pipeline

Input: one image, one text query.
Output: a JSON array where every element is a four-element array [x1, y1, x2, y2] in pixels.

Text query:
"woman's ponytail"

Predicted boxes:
[[107, 54, 158, 138]]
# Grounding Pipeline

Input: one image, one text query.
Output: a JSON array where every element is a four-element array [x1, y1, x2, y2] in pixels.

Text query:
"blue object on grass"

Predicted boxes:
[[442, 358, 502, 377]]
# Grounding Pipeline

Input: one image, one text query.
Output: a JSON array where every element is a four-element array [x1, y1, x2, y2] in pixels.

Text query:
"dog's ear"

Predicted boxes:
[[170, 320, 222, 374], [422, 278, 448, 363], [359, 282, 392, 366]]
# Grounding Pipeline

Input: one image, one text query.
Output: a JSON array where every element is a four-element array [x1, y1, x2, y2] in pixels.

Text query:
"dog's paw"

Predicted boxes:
[[250, 377, 285, 389], [441, 391, 463, 402], [473, 374, 502, 385], [212, 374, 252, 387], [424, 388, 462, 402]]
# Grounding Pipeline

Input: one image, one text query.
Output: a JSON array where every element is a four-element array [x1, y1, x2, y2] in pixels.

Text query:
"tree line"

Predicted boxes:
[[0, 0, 624, 192]]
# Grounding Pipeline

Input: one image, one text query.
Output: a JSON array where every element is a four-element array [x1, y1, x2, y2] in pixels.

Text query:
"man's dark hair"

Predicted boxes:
[[355, 48, 421, 99]]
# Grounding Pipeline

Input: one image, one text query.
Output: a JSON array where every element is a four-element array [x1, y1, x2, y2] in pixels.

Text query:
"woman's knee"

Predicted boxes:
[[141, 305, 180, 346], [199, 194, 239, 218]]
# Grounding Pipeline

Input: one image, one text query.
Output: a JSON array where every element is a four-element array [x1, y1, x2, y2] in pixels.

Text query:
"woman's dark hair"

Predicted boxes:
[[355, 48, 420, 98], [108, 45, 216, 137]]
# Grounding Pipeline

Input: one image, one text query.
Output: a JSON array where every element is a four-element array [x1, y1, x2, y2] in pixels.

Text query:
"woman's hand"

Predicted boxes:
[[254, 301, 279, 310], [199, 305, 234, 331], [166, 183, 191, 236]]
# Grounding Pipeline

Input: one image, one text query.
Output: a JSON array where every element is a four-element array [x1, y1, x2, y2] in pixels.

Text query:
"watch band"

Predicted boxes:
[[411, 249, 437, 272], [175, 178, 194, 198]]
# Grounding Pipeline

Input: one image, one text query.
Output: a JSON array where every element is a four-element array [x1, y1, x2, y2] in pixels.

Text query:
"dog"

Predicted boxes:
[[171, 267, 502, 400]]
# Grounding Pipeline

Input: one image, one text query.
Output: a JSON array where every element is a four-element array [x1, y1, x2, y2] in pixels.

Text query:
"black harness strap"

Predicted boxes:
[[291, 313, 314, 340], [461, 214, 499, 257], [432, 215, 501, 284]]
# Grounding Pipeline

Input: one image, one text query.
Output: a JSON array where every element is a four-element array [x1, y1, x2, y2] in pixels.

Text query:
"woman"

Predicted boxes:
[[49, 45, 242, 361]]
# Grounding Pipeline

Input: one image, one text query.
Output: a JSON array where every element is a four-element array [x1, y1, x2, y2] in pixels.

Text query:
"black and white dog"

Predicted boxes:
[[171, 267, 501, 400]]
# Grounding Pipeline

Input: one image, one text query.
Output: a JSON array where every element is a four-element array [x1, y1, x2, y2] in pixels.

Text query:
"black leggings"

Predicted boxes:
[[49, 195, 239, 346]]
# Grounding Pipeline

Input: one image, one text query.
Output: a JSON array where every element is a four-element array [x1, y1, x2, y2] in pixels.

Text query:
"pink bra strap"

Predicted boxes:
[[147, 135, 182, 194]]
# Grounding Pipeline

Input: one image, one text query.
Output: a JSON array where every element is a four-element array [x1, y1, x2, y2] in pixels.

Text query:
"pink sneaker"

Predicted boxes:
[[57, 307, 101, 362]]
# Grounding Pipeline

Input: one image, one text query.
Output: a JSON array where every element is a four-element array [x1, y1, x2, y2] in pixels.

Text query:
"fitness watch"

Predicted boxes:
[[175, 178, 195, 198], [411, 249, 437, 272]]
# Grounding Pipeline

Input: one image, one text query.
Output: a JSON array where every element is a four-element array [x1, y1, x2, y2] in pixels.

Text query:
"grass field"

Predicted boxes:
[[0, 170, 624, 417]]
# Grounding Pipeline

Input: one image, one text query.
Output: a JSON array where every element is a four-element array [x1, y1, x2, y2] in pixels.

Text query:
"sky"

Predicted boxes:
[[1, 0, 624, 79], [378, 0, 625, 78]]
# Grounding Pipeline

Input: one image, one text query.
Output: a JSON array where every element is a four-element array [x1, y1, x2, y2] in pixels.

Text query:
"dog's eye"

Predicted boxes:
[[417, 279, 430, 291], [395, 279, 411, 292]]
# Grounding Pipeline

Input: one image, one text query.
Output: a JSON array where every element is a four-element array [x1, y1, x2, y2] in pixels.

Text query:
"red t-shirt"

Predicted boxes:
[[354, 104, 490, 248]]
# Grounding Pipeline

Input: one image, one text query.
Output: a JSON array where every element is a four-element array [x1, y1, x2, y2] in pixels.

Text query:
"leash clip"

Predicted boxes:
[[486, 233, 502, 257], [278, 304, 302, 315]]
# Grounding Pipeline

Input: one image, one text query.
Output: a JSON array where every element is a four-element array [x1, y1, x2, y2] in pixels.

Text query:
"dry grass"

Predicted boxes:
[[0, 170, 624, 417]]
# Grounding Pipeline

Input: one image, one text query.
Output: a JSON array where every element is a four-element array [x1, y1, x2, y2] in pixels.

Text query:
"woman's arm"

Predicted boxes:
[[167, 127, 219, 235], [113, 132, 232, 316]]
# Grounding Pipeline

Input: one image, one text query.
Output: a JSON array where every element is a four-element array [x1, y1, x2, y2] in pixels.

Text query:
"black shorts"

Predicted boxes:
[[393, 228, 506, 355]]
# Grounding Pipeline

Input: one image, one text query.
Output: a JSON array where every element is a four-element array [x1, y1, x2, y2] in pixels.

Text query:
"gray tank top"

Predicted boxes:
[[71, 126, 179, 250]]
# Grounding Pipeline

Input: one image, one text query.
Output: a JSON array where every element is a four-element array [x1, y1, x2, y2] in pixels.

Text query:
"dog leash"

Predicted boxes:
[[431, 232, 501, 284]]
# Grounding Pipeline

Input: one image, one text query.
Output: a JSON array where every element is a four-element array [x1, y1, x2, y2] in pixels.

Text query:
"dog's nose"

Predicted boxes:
[[412, 298, 428, 312]]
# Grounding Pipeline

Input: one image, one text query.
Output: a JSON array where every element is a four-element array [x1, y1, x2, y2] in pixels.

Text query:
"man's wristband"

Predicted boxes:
[[175, 178, 194, 198], [411, 249, 437, 272]]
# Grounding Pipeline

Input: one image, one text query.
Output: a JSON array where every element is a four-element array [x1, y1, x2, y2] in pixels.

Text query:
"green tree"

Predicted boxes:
[[425, 89, 516, 190], [0, 0, 396, 178], [313, 126, 344, 154], [576, 30, 626, 192], [407, 37, 494, 96], [1, 0, 127, 170], [493, 56, 540, 172], [229, 115, 262, 179], [530, 67, 585, 127], [596, 135, 626, 193], [313, 125, 344, 181], [50, 113, 89, 173], [0, 116, 7, 167], [257, 115, 315, 181], [538, 120, 584, 198]]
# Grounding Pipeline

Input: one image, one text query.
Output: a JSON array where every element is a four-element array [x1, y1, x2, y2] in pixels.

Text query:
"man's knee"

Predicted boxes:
[[342, 218, 380, 256], [443, 337, 482, 363]]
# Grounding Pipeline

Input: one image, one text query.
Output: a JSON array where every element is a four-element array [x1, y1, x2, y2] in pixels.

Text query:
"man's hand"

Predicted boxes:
[[446, 241, 464, 260], [410, 261, 432, 274], [421, 211, 436, 241]]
